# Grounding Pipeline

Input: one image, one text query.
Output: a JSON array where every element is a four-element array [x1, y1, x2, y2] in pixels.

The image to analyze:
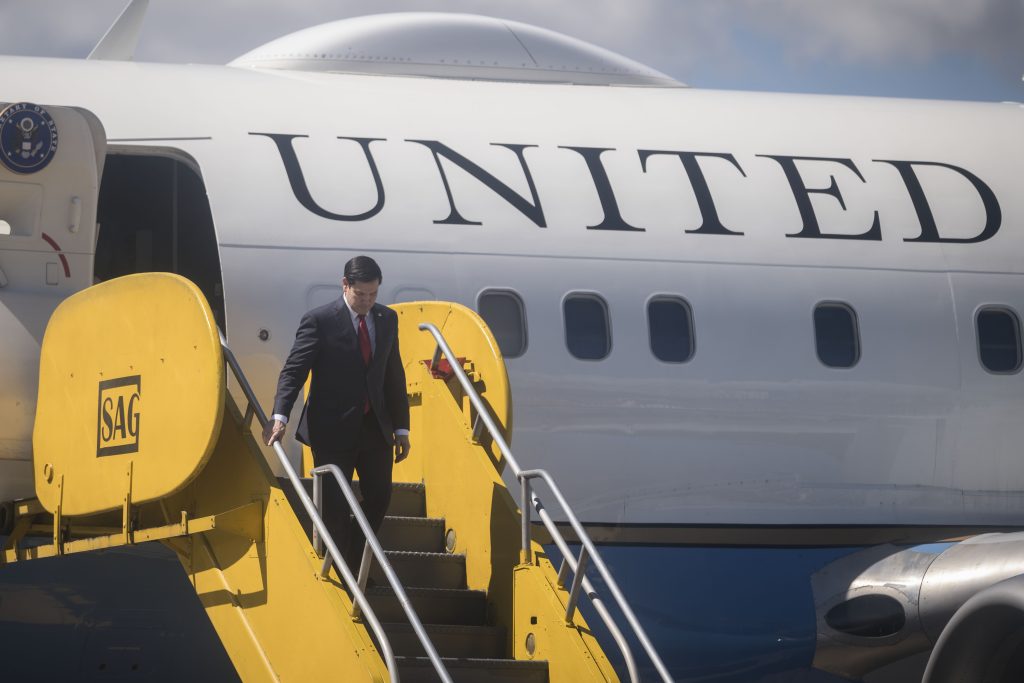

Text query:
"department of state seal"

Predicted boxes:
[[0, 102, 58, 174]]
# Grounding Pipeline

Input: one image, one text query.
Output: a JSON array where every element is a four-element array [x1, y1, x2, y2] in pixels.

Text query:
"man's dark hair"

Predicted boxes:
[[344, 255, 383, 284]]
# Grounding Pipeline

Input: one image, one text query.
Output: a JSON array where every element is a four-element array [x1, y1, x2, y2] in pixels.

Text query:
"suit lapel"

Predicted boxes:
[[333, 297, 357, 342], [368, 304, 389, 371]]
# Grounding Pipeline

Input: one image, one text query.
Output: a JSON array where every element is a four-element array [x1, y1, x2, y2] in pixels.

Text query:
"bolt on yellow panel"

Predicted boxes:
[[33, 273, 224, 516]]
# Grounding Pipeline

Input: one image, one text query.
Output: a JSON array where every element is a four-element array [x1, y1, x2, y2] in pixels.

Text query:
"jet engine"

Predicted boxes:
[[921, 573, 1024, 683], [810, 532, 1024, 679]]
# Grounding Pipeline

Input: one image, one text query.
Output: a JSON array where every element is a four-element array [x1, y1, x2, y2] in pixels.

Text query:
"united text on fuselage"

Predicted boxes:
[[252, 132, 1001, 244]]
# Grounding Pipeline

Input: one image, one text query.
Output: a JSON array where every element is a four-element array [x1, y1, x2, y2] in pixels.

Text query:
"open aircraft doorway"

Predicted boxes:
[[95, 151, 225, 329]]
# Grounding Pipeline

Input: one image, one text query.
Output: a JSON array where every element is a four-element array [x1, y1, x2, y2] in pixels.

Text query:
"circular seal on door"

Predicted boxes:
[[0, 102, 59, 174]]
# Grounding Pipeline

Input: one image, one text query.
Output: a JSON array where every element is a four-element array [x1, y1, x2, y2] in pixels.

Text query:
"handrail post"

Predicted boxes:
[[565, 547, 589, 624], [520, 476, 532, 564], [320, 549, 333, 578], [352, 541, 374, 619], [556, 559, 569, 589], [312, 471, 323, 558]]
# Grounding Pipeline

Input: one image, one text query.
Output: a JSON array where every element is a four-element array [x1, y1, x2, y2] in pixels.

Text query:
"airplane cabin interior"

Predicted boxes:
[[94, 152, 225, 328]]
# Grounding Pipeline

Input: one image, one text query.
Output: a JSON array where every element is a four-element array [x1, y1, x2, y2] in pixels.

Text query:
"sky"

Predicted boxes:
[[0, 0, 1021, 102]]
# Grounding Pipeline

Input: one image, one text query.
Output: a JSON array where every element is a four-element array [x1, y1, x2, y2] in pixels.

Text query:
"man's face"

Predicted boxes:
[[343, 277, 379, 315]]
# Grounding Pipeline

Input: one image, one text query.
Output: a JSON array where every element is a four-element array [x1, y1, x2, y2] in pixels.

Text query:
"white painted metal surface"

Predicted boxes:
[[87, 0, 150, 61], [0, 15, 1021, 534], [230, 12, 682, 87], [0, 104, 104, 504]]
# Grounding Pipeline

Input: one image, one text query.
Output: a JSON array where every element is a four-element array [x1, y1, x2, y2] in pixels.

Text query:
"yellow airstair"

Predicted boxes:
[[1, 273, 670, 682]]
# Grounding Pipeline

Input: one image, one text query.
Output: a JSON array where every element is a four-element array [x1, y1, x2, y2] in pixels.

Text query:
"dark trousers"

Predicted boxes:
[[313, 410, 393, 573]]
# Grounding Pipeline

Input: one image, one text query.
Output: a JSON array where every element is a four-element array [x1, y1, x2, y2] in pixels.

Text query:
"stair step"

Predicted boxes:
[[377, 516, 445, 553], [372, 551, 466, 589], [384, 623, 506, 658], [286, 478, 425, 519], [360, 480, 426, 518], [279, 479, 427, 542], [365, 586, 486, 625], [397, 657, 548, 683]]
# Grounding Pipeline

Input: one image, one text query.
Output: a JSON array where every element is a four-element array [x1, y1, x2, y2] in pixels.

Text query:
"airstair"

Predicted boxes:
[[1, 272, 671, 682]]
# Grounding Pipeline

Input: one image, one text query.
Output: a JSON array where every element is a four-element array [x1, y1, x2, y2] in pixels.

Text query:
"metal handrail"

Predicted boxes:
[[219, 335, 452, 683], [527, 479, 640, 682], [419, 322, 673, 683], [311, 463, 452, 683]]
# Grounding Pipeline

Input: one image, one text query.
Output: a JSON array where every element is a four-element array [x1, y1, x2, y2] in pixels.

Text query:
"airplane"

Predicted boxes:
[[0, 3, 1022, 681]]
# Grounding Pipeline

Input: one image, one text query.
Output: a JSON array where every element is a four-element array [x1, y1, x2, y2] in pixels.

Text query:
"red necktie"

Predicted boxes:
[[357, 314, 372, 365], [358, 314, 372, 413]]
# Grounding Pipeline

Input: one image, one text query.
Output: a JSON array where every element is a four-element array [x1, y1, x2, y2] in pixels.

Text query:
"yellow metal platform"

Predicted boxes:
[[5, 273, 619, 682]]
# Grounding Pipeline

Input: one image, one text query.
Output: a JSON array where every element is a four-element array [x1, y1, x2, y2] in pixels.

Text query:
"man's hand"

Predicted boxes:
[[263, 419, 286, 446], [395, 434, 411, 463]]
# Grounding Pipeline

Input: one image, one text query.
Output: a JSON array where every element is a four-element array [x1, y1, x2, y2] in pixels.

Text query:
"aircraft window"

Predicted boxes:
[[564, 293, 610, 360], [477, 289, 527, 358], [0, 220, 10, 236], [648, 297, 694, 363], [977, 307, 1022, 374], [814, 303, 860, 368]]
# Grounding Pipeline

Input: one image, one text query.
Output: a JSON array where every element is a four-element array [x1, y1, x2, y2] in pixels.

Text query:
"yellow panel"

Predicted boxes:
[[391, 300, 512, 485], [514, 563, 617, 682], [33, 273, 224, 516], [162, 396, 387, 682]]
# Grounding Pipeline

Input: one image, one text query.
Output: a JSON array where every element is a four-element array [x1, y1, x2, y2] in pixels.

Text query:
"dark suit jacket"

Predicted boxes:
[[272, 298, 409, 454]]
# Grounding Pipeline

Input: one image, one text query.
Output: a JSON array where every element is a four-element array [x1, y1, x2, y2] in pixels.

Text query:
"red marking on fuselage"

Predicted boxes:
[[40, 232, 71, 278]]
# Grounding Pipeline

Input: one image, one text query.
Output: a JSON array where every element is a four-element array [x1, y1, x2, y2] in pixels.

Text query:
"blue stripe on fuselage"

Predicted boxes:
[[546, 543, 867, 682]]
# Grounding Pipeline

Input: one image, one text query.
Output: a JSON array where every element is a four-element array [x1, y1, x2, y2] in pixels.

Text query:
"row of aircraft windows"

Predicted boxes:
[[476, 290, 1024, 375]]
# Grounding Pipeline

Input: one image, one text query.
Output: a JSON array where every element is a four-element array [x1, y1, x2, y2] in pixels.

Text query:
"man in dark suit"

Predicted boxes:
[[263, 255, 410, 569]]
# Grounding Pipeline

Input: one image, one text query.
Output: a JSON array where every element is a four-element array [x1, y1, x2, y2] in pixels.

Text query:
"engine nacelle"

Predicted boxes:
[[922, 573, 1024, 683], [811, 533, 1024, 679]]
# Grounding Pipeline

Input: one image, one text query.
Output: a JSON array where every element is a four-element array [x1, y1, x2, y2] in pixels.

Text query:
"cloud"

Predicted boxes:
[[0, 0, 1020, 97], [740, 0, 1023, 67], [0, 1, 125, 58]]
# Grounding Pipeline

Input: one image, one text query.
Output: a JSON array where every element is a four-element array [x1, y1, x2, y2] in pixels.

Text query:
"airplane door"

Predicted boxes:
[[0, 102, 105, 507], [0, 102, 104, 291]]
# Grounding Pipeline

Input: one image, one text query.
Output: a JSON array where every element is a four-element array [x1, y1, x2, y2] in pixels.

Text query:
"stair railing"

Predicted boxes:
[[311, 462, 453, 683], [220, 335, 453, 683], [420, 322, 674, 683]]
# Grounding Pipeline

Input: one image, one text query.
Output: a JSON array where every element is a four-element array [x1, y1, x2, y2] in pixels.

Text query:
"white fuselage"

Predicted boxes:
[[1, 56, 1022, 532]]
